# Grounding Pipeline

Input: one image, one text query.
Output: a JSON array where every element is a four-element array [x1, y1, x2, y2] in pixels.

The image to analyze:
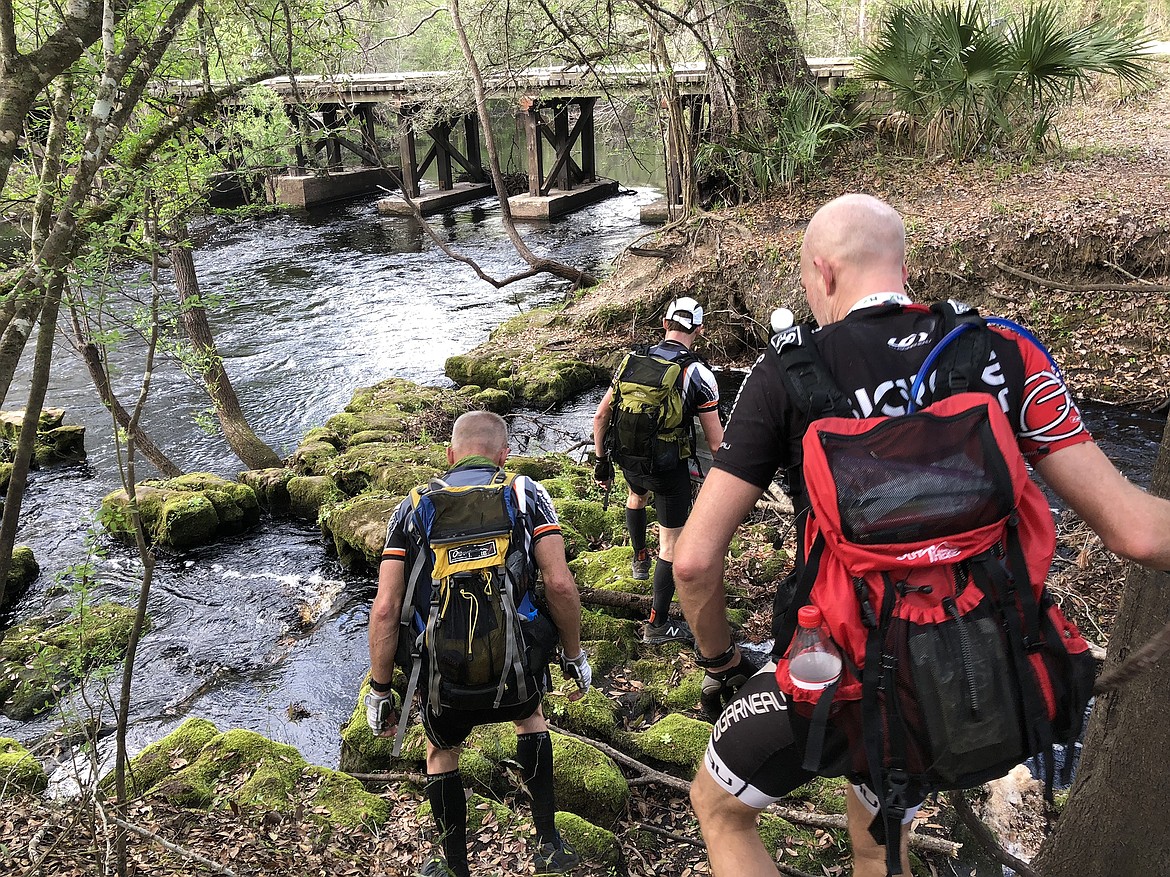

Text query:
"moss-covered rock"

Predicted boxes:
[[100, 474, 260, 549], [557, 810, 621, 866], [0, 461, 12, 491], [0, 737, 48, 792], [145, 727, 387, 827], [549, 731, 629, 826], [106, 717, 221, 798], [470, 388, 512, 413], [287, 475, 343, 522], [289, 440, 340, 475], [445, 350, 606, 409], [323, 442, 445, 497], [628, 713, 710, 775], [0, 602, 140, 720], [541, 669, 619, 741], [238, 468, 294, 514], [339, 680, 423, 774], [505, 454, 579, 482], [0, 408, 86, 467], [579, 608, 640, 652], [569, 546, 650, 596], [2, 545, 39, 613], [553, 499, 625, 552], [319, 493, 403, 569]]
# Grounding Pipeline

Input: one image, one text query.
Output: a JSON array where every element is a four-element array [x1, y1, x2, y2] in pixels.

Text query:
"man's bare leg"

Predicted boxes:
[[847, 784, 912, 877], [691, 766, 780, 876]]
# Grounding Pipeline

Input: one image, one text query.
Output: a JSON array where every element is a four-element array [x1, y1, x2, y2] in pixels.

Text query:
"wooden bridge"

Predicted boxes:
[[186, 59, 855, 218]]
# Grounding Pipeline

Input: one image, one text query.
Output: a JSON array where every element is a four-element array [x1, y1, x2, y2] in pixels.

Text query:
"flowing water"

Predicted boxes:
[[0, 185, 662, 771], [0, 185, 1164, 783]]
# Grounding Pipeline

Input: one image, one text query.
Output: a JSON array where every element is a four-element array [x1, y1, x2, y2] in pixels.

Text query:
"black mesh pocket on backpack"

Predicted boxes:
[[817, 406, 1014, 544], [897, 598, 1027, 786]]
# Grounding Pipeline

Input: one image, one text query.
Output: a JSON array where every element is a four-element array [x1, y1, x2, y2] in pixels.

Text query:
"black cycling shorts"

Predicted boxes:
[[622, 463, 692, 529], [422, 691, 544, 750], [704, 665, 924, 820]]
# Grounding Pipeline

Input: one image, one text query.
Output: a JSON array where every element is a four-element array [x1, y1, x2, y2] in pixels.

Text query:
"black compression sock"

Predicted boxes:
[[651, 558, 675, 622], [426, 770, 470, 877], [626, 507, 647, 554], [516, 731, 558, 845]]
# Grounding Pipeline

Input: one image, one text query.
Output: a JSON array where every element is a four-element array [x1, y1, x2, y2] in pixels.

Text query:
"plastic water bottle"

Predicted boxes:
[[787, 605, 842, 691]]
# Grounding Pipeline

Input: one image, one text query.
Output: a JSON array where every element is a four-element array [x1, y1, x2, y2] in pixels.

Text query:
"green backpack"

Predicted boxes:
[[606, 349, 697, 477], [392, 470, 557, 755]]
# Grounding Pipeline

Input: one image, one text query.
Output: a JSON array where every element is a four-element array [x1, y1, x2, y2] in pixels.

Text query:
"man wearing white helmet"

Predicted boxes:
[[592, 296, 724, 645]]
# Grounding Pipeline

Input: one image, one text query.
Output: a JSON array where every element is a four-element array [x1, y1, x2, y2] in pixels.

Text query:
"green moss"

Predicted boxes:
[[305, 766, 390, 827], [446, 349, 606, 409], [570, 546, 650, 595], [287, 475, 343, 521], [550, 731, 628, 826], [324, 412, 368, 440], [579, 608, 640, 650], [629, 713, 710, 774], [664, 669, 705, 713], [471, 388, 512, 413], [109, 717, 220, 797], [578, 638, 628, 674], [505, 454, 577, 481], [238, 468, 294, 514], [0, 737, 48, 793], [0, 461, 12, 491], [301, 427, 341, 447], [556, 810, 620, 865], [0, 602, 141, 720], [542, 669, 619, 741], [324, 443, 445, 496], [290, 440, 340, 475], [554, 499, 624, 547], [466, 792, 516, 832], [2, 545, 38, 612], [319, 493, 403, 569], [158, 493, 220, 548], [100, 474, 259, 549], [338, 680, 422, 774]]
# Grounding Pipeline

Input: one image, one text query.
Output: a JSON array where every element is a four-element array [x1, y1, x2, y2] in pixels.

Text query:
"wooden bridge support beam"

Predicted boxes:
[[395, 108, 487, 198], [517, 97, 599, 197]]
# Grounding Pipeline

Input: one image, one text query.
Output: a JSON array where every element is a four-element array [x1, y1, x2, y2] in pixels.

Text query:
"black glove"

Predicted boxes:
[[699, 653, 760, 723], [593, 457, 614, 484]]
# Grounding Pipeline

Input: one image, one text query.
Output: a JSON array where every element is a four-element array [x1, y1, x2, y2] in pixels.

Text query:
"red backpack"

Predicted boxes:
[[770, 309, 1096, 876]]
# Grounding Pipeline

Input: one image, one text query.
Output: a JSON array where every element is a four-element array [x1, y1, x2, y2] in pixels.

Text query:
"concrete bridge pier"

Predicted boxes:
[[377, 108, 493, 216], [509, 96, 618, 220], [272, 102, 398, 208]]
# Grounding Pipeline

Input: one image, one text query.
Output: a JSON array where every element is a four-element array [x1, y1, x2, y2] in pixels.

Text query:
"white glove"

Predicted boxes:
[[560, 649, 592, 695], [364, 690, 398, 735]]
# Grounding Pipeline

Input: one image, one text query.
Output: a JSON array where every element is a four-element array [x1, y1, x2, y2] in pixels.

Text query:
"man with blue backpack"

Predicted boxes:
[[673, 193, 1170, 877], [366, 411, 592, 877]]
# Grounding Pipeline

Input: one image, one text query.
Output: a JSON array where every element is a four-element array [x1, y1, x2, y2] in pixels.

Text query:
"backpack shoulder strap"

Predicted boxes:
[[926, 300, 992, 402], [767, 324, 853, 498], [767, 323, 854, 420]]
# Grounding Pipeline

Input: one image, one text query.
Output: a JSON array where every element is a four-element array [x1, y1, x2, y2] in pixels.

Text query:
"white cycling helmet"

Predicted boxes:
[[665, 296, 704, 331]]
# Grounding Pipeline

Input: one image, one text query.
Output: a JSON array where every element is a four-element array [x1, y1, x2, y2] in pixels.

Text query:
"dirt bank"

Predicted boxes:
[[507, 75, 1170, 412]]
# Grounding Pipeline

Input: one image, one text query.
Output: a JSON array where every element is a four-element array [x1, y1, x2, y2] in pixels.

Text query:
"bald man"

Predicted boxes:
[[673, 194, 1170, 876], [368, 411, 589, 876]]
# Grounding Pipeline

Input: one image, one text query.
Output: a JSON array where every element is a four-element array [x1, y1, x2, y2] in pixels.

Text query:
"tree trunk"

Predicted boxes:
[[1032, 418, 1170, 876], [729, 0, 812, 137], [170, 238, 283, 470], [76, 334, 183, 477]]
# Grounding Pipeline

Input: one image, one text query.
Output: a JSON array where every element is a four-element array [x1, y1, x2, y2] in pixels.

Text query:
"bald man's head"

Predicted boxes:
[[800, 194, 908, 323], [450, 411, 509, 462]]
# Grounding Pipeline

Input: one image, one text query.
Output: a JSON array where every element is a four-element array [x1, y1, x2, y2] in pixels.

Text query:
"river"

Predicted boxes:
[[1, 184, 659, 775], [1, 184, 1164, 784]]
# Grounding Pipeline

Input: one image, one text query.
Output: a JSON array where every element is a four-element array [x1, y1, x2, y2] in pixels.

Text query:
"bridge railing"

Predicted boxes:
[[159, 58, 856, 104]]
